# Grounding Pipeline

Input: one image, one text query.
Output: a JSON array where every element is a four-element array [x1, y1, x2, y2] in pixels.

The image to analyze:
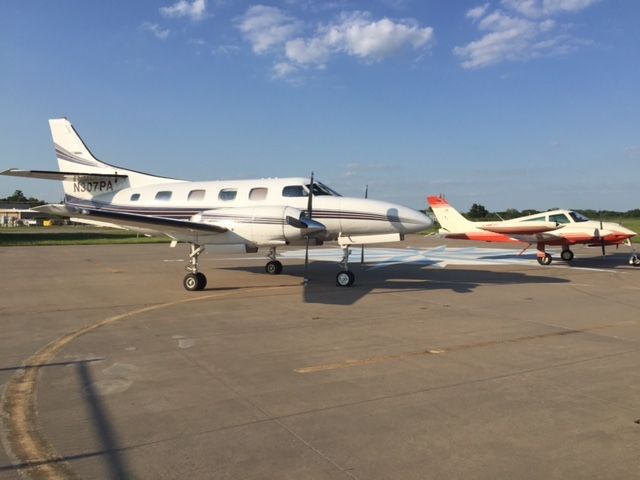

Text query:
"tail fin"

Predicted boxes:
[[427, 195, 475, 233], [50, 118, 114, 174], [49, 118, 177, 201]]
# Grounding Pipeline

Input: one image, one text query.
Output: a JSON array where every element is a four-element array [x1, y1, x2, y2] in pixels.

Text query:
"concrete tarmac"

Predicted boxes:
[[1, 236, 640, 479]]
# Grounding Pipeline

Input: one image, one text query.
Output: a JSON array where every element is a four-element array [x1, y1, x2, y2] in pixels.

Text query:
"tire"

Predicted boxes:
[[630, 255, 640, 266], [183, 273, 202, 291], [560, 250, 574, 261], [265, 260, 283, 275], [196, 272, 207, 289], [336, 270, 355, 287], [537, 253, 552, 266]]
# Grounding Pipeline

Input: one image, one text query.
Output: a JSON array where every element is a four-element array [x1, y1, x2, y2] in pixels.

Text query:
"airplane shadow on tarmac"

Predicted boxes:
[[0, 360, 132, 478], [220, 262, 570, 306]]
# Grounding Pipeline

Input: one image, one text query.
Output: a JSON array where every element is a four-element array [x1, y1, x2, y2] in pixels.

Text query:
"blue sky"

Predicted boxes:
[[1, 0, 638, 211]]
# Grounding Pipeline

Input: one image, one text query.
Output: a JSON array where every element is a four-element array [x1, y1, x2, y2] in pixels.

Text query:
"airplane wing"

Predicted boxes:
[[33, 204, 227, 238], [478, 221, 563, 235]]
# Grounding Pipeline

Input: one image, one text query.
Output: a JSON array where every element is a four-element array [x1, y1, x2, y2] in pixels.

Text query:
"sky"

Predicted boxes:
[[1, 0, 639, 212]]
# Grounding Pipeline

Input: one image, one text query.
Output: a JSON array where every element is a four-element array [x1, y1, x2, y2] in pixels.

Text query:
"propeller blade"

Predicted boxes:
[[601, 239, 606, 256], [304, 236, 310, 283], [304, 171, 314, 283], [306, 171, 314, 218], [361, 184, 368, 264]]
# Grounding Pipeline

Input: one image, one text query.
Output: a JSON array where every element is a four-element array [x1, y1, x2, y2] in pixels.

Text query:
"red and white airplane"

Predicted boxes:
[[427, 196, 639, 266]]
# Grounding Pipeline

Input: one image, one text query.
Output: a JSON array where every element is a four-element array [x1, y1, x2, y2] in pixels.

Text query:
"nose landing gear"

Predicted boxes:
[[336, 245, 355, 287]]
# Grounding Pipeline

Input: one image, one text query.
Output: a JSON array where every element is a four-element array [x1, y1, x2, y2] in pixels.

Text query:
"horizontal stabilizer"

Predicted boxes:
[[1, 169, 128, 181]]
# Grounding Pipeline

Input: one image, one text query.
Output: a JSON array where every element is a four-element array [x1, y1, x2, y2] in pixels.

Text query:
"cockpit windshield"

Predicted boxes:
[[306, 182, 341, 197], [569, 211, 590, 222]]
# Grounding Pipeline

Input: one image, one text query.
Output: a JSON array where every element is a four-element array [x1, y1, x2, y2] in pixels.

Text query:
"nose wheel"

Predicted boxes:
[[265, 260, 283, 274], [335, 245, 355, 287], [336, 270, 355, 287]]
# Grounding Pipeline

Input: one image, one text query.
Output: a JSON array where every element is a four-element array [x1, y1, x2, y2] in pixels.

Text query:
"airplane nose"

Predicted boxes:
[[399, 206, 433, 233]]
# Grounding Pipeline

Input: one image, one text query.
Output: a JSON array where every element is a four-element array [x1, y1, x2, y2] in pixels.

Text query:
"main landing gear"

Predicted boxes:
[[560, 248, 574, 262], [630, 254, 640, 266], [536, 242, 553, 266], [536, 243, 575, 265], [336, 245, 355, 287], [183, 243, 207, 291], [265, 247, 283, 275]]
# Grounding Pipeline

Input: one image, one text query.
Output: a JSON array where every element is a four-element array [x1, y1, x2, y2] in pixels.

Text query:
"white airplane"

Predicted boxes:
[[1, 118, 432, 290], [428, 196, 639, 266]]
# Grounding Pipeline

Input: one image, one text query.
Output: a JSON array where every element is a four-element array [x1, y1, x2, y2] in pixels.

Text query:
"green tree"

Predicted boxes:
[[467, 203, 489, 219], [1, 190, 45, 205]]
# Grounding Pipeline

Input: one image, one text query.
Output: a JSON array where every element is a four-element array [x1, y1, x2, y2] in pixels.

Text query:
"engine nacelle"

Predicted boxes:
[[191, 206, 316, 246]]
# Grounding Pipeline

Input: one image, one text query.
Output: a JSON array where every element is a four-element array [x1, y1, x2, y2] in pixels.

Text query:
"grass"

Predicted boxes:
[[0, 226, 171, 246]]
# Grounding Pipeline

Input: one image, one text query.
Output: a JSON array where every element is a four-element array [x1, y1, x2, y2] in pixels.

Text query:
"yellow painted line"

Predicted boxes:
[[295, 321, 635, 374], [1, 285, 297, 480]]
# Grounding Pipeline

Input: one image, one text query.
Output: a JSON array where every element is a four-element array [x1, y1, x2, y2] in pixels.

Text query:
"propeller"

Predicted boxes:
[[599, 212, 606, 256], [304, 172, 314, 283], [361, 184, 368, 264]]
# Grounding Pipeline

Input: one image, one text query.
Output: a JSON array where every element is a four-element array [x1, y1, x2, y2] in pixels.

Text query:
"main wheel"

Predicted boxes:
[[183, 273, 203, 291], [629, 255, 640, 266], [537, 253, 552, 266], [336, 270, 355, 287], [265, 260, 283, 275], [560, 250, 574, 261], [195, 272, 207, 289]]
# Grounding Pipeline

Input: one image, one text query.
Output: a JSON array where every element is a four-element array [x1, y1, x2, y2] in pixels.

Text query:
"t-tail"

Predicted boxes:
[[427, 195, 475, 234], [49, 118, 177, 202], [1, 118, 178, 204]]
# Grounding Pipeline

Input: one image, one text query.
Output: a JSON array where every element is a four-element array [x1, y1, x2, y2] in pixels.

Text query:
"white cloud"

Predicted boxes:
[[237, 5, 302, 54], [321, 12, 434, 61], [272, 61, 299, 79], [501, 0, 599, 18], [141, 22, 170, 40], [160, 0, 208, 22], [211, 44, 241, 56], [455, 0, 597, 69], [236, 7, 434, 79], [467, 3, 490, 20]]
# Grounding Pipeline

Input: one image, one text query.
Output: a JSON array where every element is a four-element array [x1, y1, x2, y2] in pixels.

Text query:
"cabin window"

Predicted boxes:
[[569, 211, 589, 222], [249, 187, 268, 201], [218, 189, 237, 201], [155, 191, 172, 201], [523, 216, 545, 222], [130, 193, 140, 201], [282, 185, 308, 197], [188, 189, 205, 201], [548, 213, 570, 224]]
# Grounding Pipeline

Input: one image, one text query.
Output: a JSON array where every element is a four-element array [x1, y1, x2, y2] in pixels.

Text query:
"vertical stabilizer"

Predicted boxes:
[[427, 196, 475, 233], [50, 118, 115, 174]]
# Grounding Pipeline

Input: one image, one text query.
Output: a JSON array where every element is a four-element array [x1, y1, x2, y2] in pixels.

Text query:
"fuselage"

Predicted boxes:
[[64, 176, 432, 246], [444, 209, 635, 246]]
